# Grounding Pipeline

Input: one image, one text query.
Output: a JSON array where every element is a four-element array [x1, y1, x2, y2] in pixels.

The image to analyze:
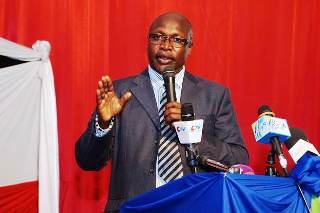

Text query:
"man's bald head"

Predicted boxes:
[[149, 12, 193, 41], [147, 12, 193, 74]]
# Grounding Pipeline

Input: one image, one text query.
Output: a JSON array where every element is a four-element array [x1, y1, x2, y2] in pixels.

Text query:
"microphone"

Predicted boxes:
[[253, 105, 291, 143], [181, 103, 197, 173], [196, 155, 229, 172], [172, 102, 205, 173], [163, 69, 176, 102], [181, 103, 194, 121], [285, 128, 319, 163], [173, 108, 204, 146], [252, 105, 290, 175], [196, 155, 255, 175]]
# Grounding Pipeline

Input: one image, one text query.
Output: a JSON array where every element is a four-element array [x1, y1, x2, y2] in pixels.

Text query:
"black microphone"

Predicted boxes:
[[285, 128, 319, 163], [285, 128, 308, 150], [196, 155, 229, 172], [257, 105, 289, 175], [163, 69, 176, 102], [181, 103, 197, 173]]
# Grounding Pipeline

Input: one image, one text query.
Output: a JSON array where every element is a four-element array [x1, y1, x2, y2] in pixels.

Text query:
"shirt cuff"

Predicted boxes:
[[95, 114, 114, 138]]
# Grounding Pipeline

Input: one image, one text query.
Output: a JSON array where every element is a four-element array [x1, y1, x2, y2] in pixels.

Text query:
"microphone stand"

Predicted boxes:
[[265, 149, 277, 176], [265, 142, 285, 177], [186, 144, 197, 173]]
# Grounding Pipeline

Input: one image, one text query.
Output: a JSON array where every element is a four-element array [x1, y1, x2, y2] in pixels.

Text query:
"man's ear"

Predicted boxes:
[[185, 46, 192, 58]]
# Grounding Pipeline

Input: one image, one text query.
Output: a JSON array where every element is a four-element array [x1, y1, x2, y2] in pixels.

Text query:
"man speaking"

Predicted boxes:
[[75, 12, 249, 212]]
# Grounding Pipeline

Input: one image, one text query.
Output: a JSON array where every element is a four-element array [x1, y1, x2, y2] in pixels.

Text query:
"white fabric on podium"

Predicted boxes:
[[0, 38, 59, 213]]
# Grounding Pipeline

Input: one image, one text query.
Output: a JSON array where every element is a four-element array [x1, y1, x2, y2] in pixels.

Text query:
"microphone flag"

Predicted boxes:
[[173, 119, 203, 144], [252, 115, 291, 144]]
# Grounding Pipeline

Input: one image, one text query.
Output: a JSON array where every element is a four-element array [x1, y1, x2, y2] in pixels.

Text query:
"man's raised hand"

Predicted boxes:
[[96, 75, 132, 128]]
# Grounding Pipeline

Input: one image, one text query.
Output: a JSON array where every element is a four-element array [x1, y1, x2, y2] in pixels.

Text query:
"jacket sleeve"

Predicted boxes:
[[198, 88, 249, 167], [75, 111, 115, 171]]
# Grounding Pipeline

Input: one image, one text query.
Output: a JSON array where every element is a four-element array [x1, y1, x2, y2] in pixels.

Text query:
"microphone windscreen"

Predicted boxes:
[[257, 105, 272, 115], [285, 128, 308, 150], [181, 103, 195, 121]]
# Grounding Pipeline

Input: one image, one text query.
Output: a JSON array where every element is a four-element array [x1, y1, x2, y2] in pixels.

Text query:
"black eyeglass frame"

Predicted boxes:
[[148, 33, 193, 48]]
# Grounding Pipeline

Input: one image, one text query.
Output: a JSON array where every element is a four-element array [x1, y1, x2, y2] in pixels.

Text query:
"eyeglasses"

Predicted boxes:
[[148, 33, 192, 48]]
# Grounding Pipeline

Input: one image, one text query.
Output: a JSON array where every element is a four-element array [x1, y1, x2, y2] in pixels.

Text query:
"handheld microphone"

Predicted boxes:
[[181, 103, 197, 173], [252, 105, 290, 175], [163, 69, 176, 102], [285, 128, 319, 163]]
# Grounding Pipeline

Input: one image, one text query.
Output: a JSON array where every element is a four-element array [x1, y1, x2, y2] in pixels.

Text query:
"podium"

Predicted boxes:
[[120, 172, 312, 213], [122, 154, 320, 213]]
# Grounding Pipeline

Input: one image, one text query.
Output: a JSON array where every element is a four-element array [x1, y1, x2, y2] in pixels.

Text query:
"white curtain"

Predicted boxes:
[[0, 37, 59, 213]]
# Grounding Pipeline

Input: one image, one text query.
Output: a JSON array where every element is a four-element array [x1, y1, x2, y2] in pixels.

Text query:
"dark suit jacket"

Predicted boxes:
[[75, 70, 249, 212]]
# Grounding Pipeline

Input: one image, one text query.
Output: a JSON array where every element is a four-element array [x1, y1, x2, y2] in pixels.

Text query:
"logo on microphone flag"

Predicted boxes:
[[252, 115, 291, 144], [173, 119, 204, 144]]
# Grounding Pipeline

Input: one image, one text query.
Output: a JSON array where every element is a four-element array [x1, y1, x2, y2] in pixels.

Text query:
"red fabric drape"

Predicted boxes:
[[0, 181, 38, 212], [1, 1, 319, 212]]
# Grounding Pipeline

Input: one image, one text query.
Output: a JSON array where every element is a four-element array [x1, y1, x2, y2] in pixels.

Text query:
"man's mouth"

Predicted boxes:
[[156, 55, 174, 64]]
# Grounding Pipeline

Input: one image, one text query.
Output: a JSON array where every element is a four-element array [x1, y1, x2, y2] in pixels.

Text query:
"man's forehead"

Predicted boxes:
[[151, 20, 186, 33], [149, 17, 190, 35]]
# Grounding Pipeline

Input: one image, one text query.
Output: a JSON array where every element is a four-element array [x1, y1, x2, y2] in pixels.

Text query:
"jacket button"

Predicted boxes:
[[149, 168, 155, 175]]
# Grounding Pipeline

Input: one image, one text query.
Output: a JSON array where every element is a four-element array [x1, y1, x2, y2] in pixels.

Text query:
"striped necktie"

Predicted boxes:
[[157, 91, 183, 183]]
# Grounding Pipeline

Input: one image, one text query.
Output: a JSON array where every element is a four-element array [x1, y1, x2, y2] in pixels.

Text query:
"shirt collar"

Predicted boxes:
[[148, 65, 185, 89]]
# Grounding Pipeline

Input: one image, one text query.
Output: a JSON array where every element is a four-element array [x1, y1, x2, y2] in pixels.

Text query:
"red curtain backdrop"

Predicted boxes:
[[1, 0, 319, 212], [0, 181, 38, 212]]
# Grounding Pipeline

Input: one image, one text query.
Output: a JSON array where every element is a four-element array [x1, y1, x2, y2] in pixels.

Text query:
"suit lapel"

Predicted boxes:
[[130, 70, 160, 131], [181, 71, 200, 104]]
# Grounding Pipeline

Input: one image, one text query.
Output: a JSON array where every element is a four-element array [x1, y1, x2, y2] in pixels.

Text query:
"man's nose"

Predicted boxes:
[[160, 38, 172, 50]]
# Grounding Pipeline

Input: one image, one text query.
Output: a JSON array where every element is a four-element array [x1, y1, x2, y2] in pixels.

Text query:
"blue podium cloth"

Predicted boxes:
[[290, 154, 320, 197], [121, 172, 311, 213]]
